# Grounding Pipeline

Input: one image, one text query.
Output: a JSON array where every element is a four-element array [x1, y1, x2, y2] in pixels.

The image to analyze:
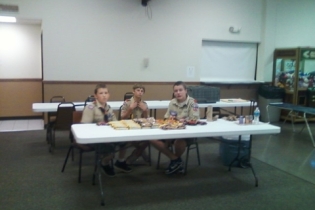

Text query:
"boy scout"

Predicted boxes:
[[81, 83, 131, 177], [120, 84, 150, 164], [150, 81, 200, 175]]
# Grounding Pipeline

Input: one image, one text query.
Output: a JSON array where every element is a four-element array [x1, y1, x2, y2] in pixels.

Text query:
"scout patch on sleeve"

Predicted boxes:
[[170, 111, 177, 117], [88, 104, 94, 109], [193, 102, 198, 111]]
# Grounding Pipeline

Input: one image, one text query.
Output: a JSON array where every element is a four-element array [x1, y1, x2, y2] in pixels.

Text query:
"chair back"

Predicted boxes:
[[72, 111, 83, 124], [49, 96, 66, 120], [118, 105, 123, 120], [50, 96, 65, 103], [54, 102, 75, 130], [124, 92, 133, 101], [84, 95, 95, 106]]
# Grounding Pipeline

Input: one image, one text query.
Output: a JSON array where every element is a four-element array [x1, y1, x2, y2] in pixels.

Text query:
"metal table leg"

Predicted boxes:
[[228, 135, 258, 187], [93, 150, 105, 206], [303, 113, 315, 147]]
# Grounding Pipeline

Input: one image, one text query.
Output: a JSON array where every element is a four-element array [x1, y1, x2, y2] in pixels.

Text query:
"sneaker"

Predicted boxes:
[[101, 165, 115, 177], [177, 165, 185, 174], [114, 160, 132, 173], [165, 158, 182, 175]]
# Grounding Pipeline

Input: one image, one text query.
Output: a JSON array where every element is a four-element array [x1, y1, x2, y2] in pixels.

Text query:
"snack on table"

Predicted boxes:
[[133, 118, 148, 123], [185, 119, 198, 125], [141, 122, 152, 129], [223, 115, 237, 121], [151, 122, 161, 129], [159, 120, 186, 130], [108, 121, 129, 130], [122, 120, 141, 129]]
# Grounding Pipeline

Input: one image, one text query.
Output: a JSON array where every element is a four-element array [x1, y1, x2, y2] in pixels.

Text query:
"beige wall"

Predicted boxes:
[[0, 80, 42, 118]]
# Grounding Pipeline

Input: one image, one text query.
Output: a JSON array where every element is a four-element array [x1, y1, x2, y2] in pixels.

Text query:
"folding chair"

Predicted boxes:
[[124, 92, 133, 101], [48, 102, 75, 153], [84, 95, 95, 107], [61, 110, 95, 183], [46, 96, 65, 143]]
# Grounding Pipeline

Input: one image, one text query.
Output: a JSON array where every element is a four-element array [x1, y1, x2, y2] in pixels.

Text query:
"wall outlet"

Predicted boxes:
[[186, 66, 195, 78]]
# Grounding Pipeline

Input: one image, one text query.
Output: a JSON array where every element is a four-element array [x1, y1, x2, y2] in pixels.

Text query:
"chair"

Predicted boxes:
[[61, 110, 95, 183], [156, 138, 201, 174], [46, 96, 65, 142], [48, 102, 75, 153], [84, 95, 95, 106], [124, 92, 133, 101]]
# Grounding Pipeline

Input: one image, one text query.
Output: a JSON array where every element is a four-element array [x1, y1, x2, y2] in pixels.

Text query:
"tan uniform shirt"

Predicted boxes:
[[164, 96, 200, 120], [121, 97, 148, 119], [81, 100, 117, 123]]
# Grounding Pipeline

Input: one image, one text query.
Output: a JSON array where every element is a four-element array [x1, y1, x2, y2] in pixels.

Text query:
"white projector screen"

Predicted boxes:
[[200, 41, 258, 83]]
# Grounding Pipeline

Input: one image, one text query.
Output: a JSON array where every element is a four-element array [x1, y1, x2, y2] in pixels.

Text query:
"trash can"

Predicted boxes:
[[219, 135, 250, 167], [258, 85, 285, 122]]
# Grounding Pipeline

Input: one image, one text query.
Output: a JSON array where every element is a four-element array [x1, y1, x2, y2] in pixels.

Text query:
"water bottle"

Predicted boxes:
[[253, 107, 260, 124]]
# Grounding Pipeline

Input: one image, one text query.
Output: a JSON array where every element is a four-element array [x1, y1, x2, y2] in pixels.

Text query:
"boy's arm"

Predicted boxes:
[[120, 101, 132, 119], [188, 101, 200, 120], [81, 106, 94, 123]]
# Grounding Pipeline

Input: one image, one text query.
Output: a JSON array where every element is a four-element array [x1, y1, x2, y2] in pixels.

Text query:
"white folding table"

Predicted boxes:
[[71, 119, 280, 206], [32, 100, 256, 117]]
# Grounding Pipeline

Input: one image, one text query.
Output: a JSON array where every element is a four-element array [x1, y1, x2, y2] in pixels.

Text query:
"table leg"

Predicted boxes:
[[228, 135, 258, 187], [303, 113, 315, 147], [97, 157, 105, 206]]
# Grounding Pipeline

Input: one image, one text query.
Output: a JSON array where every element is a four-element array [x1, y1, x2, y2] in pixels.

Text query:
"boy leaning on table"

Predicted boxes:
[[120, 83, 150, 165], [150, 81, 200, 175], [80, 83, 132, 177]]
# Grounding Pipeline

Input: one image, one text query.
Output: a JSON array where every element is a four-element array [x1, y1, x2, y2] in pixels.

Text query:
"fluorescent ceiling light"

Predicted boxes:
[[0, 16, 16, 22]]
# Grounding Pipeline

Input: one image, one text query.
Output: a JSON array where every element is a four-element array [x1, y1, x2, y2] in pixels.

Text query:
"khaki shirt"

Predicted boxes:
[[164, 96, 200, 120], [121, 97, 148, 119], [81, 100, 117, 123]]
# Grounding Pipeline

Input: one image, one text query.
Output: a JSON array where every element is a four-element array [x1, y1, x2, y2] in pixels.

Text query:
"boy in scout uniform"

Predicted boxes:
[[81, 83, 131, 177], [150, 81, 200, 175], [120, 84, 150, 164]]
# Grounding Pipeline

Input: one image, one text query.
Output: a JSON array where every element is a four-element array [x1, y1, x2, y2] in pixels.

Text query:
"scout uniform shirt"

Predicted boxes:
[[164, 96, 200, 120], [81, 100, 117, 123], [121, 97, 148, 119]]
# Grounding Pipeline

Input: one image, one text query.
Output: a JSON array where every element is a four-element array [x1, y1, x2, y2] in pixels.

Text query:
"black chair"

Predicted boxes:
[[46, 96, 65, 142], [61, 110, 95, 183], [48, 102, 75, 153], [84, 95, 95, 106], [156, 138, 201, 174], [124, 92, 133, 101]]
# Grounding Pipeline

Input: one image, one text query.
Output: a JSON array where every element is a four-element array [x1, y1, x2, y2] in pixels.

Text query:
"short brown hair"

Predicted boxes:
[[173, 81, 187, 90], [94, 83, 108, 94], [133, 83, 145, 93]]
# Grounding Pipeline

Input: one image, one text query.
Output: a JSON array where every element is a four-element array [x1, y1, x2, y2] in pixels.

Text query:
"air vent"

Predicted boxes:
[[0, 4, 19, 12]]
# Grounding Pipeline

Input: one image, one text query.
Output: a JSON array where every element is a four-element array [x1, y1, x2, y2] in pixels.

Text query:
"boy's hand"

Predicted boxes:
[[138, 102, 147, 112], [129, 101, 138, 110]]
